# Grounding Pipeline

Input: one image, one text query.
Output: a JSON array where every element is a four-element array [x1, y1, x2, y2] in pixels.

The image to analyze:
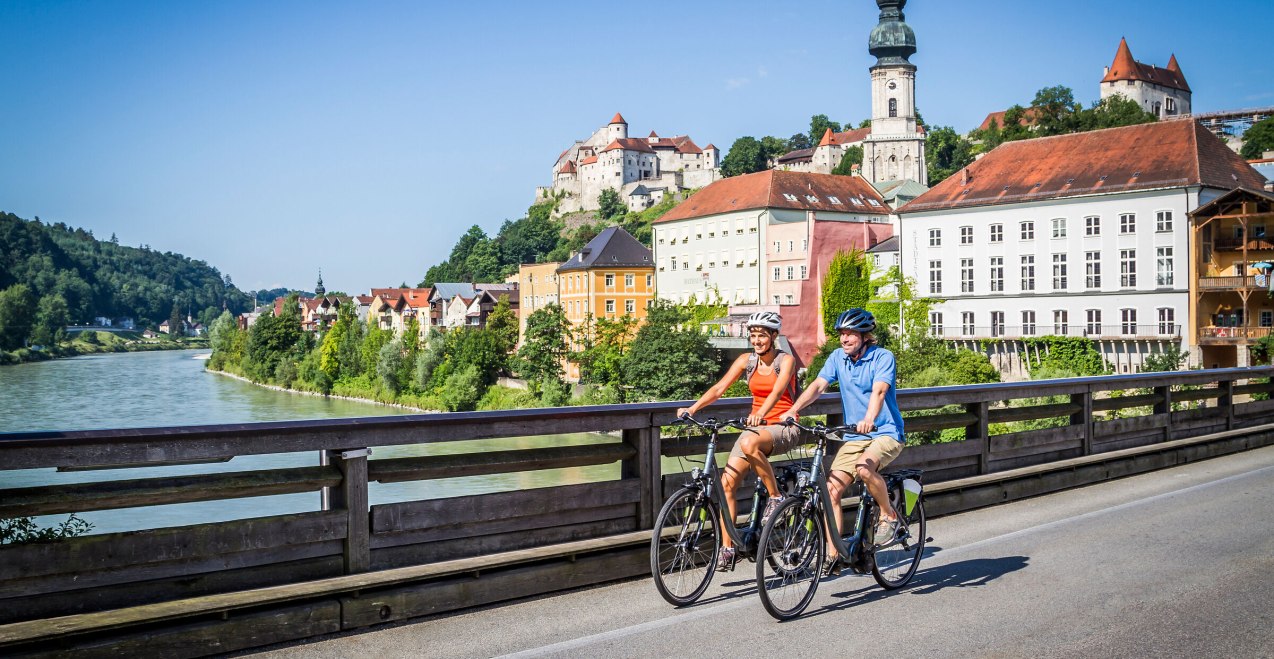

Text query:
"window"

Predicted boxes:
[[1054, 310, 1069, 335], [1120, 213, 1135, 234], [605, 273, 615, 287], [1121, 308, 1137, 335], [1084, 215, 1101, 236], [785, 294, 794, 304], [782, 193, 798, 202], [1086, 309, 1102, 336], [773, 295, 781, 304], [962, 311, 974, 336], [1051, 218, 1067, 238], [804, 195, 819, 203], [800, 265, 807, 279], [929, 228, 941, 246], [1021, 255, 1035, 291], [991, 311, 1005, 337], [605, 299, 616, 314], [786, 266, 795, 280], [1156, 247, 1174, 286], [646, 275, 652, 288], [829, 196, 842, 205], [1120, 249, 1137, 287], [625, 273, 635, 287], [802, 239, 808, 251], [788, 240, 794, 252], [889, 98, 898, 117], [1022, 310, 1036, 336], [1052, 253, 1068, 290], [773, 266, 781, 281], [929, 312, 943, 336], [670, 256, 678, 271], [622, 299, 633, 313], [960, 226, 974, 244], [1156, 210, 1173, 232], [961, 258, 974, 293], [1261, 310, 1272, 328], [774, 241, 781, 252], [929, 260, 942, 294], [989, 224, 1003, 243], [1085, 251, 1101, 289], [990, 257, 1004, 291], [1021, 221, 1035, 240]]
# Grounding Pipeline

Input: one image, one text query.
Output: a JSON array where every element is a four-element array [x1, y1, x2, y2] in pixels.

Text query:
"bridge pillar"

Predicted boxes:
[[1219, 380, 1235, 430], [622, 424, 659, 528], [1072, 391, 1094, 455], [326, 448, 371, 573], [1154, 385, 1174, 441], [966, 401, 990, 473]]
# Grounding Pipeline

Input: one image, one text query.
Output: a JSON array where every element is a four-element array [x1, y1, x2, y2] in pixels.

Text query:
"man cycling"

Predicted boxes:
[[677, 311, 801, 571], [782, 307, 904, 568]]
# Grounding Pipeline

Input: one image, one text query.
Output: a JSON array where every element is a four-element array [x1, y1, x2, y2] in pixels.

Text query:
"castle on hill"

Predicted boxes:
[[535, 113, 722, 215]]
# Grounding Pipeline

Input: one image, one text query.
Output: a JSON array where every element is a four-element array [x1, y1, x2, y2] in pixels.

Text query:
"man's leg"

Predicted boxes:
[[855, 457, 897, 521]]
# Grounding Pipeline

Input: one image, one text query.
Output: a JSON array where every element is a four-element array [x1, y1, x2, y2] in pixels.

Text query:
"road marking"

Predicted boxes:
[[495, 461, 1274, 658]]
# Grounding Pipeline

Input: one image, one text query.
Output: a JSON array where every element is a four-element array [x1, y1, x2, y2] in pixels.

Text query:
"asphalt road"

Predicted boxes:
[[247, 445, 1274, 658]]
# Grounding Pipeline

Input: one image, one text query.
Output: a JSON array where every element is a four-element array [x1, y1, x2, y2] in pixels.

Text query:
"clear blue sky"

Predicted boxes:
[[3, 0, 1270, 295]]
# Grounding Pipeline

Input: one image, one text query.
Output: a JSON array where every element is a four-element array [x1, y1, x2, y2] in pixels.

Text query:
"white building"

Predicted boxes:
[[1100, 38, 1191, 119], [652, 169, 894, 363], [537, 113, 721, 214], [898, 119, 1266, 376]]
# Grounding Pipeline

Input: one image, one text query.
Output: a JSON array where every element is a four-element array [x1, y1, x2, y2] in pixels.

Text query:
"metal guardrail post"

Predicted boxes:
[[1072, 390, 1094, 455], [326, 448, 371, 574], [967, 401, 990, 473], [622, 424, 658, 529], [1154, 385, 1173, 441]]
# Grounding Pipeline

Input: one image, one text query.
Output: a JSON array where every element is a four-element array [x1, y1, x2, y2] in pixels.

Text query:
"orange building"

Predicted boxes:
[[556, 226, 655, 380]]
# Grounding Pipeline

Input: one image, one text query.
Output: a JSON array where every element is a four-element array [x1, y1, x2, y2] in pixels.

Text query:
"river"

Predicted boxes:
[[0, 350, 618, 535]]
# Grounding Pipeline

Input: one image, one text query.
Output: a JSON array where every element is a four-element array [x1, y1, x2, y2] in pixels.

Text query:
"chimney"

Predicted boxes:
[[1103, 66, 1109, 76], [961, 168, 970, 185]]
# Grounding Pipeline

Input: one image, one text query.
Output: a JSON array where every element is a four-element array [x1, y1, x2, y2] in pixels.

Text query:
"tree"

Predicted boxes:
[[245, 296, 304, 381], [439, 363, 485, 411], [1240, 116, 1274, 160], [820, 250, 873, 336], [1142, 347, 1189, 372], [721, 136, 767, 177], [831, 145, 864, 176], [925, 126, 975, 184], [446, 326, 505, 385], [1079, 95, 1157, 131], [808, 114, 842, 145], [597, 188, 627, 221], [575, 314, 638, 387], [0, 284, 36, 350], [168, 301, 184, 337], [621, 300, 719, 402], [786, 133, 812, 151], [759, 136, 790, 163], [485, 295, 518, 363], [31, 293, 69, 346], [207, 310, 241, 371], [413, 327, 446, 389], [517, 304, 570, 389], [497, 209, 561, 266], [1030, 85, 1081, 136], [376, 337, 405, 394]]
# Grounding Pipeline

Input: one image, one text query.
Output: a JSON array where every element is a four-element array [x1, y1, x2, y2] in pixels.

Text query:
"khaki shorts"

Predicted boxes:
[[829, 435, 903, 474], [728, 423, 803, 461]]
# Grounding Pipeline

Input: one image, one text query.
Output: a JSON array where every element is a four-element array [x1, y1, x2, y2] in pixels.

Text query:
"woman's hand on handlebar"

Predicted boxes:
[[676, 408, 693, 420], [779, 412, 798, 426], [745, 413, 765, 427]]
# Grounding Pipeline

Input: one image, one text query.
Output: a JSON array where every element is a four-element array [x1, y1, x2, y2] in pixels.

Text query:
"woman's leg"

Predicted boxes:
[[737, 428, 780, 497], [719, 456, 750, 548]]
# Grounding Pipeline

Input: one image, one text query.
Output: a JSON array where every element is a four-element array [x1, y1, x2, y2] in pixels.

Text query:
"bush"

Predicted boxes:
[[574, 384, 621, 405], [540, 377, 572, 407], [440, 363, 486, 412], [1, 514, 93, 545], [274, 357, 299, 388], [476, 385, 539, 410]]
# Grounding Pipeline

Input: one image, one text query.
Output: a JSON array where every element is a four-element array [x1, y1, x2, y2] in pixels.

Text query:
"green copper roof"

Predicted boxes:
[[868, 0, 916, 67]]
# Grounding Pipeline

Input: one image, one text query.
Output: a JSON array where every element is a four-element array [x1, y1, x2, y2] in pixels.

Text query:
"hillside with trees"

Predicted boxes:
[[0, 211, 251, 351]]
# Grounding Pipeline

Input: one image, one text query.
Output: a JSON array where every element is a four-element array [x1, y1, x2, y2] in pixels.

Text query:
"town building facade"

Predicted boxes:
[[516, 262, 562, 346], [898, 120, 1266, 376]]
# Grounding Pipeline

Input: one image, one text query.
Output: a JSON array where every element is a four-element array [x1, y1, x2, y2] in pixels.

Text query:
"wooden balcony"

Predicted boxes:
[[1197, 275, 1260, 291], [1197, 326, 1274, 345]]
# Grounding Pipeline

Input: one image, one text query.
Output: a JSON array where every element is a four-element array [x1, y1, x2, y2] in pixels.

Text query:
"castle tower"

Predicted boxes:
[[608, 113, 628, 141], [860, 0, 927, 185], [315, 269, 325, 297], [1099, 38, 1191, 117]]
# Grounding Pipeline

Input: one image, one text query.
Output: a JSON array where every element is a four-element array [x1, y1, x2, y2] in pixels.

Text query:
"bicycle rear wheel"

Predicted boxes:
[[756, 496, 824, 620], [651, 485, 720, 606], [871, 487, 925, 590]]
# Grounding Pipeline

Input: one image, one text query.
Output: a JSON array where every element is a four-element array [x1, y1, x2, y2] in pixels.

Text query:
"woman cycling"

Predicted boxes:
[[676, 311, 801, 571]]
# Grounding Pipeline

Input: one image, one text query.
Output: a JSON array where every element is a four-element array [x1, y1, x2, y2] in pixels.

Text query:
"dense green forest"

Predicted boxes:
[[0, 211, 251, 350]]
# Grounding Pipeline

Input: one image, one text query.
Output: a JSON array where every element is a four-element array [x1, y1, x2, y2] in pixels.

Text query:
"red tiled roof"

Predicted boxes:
[[355, 295, 373, 304], [704, 143, 717, 150], [654, 170, 890, 223], [600, 138, 656, 154], [1100, 38, 1190, 93], [828, 127, 871, 146], [579, 155, 598, 165], [558, 160, 577, 174], [899, 120, 1264, 214], [977, 108, 1039, 132], [610, 112, 627, 124]]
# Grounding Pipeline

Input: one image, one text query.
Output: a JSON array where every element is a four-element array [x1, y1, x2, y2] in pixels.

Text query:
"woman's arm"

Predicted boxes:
[[677, 353, 749, 418], [782, 376, 828, 422]]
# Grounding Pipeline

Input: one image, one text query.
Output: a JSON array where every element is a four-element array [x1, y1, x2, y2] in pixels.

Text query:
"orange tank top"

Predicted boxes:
[[748, 359, 796, 424]]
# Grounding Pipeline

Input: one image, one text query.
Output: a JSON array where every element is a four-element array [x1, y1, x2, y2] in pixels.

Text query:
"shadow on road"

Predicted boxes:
[[797, 550, 1030, 618]]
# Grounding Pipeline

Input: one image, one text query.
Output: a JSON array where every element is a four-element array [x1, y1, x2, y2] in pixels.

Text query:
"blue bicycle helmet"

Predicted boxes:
[[834, 308, 876, 333]]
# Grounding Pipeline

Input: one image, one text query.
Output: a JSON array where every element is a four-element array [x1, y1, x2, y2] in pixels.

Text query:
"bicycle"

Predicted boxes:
[[650, 414, 806, 606], [754, 419, 927, 620]]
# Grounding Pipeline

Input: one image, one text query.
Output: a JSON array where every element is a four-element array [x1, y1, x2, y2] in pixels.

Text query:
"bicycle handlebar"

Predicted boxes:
[[673, 413, 751, 432], [782, 417, 875, 441]]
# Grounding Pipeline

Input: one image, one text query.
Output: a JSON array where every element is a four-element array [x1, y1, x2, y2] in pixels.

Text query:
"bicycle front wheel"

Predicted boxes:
[[756, 496, 824, 620], [651, 485, 720, 606], [872, 492, 926, 590]]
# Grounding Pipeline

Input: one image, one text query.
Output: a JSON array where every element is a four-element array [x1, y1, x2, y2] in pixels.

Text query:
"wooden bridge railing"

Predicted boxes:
[[2, 366, 1273, 632]]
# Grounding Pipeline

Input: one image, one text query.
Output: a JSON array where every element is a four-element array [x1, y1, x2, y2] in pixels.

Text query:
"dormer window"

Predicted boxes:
[[805, 195, 819, 203], [829, 196, 842, 204], [783, 193, 798, 202]]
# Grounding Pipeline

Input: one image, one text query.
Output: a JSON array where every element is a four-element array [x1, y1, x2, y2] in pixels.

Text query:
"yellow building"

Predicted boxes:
[[1190, 188, 1274, 368], [556, 226, 655, 380], [517, 261, 562, 347]]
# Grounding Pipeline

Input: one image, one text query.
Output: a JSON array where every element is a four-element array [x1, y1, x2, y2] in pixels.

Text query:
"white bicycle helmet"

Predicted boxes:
[[746, 311, 782, 332]]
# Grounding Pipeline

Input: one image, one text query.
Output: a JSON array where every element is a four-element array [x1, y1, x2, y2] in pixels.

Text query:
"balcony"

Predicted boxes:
[[1197, 326, 1274, 345], [933, 325, 1182, 341], [1198, 275, 1260, 290], [1211, 236, 1274, 251]]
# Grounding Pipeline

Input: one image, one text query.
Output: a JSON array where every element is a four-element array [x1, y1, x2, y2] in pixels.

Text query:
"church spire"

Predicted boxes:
[[315, 269, 325, 297], [868, 0, 916, 67]]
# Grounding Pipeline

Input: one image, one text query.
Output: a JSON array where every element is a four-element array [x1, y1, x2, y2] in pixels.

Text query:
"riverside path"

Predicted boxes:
[[246, 444, 1274, 658]]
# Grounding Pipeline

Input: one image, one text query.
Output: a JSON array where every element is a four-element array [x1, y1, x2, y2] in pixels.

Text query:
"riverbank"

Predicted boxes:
[[205, 366, 439, 413], [0, 332, 209, 366]]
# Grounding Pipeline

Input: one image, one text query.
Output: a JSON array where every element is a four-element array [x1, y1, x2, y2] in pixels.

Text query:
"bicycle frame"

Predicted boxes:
[[682, 420, 764, 551], [795, 423, 877, 570]]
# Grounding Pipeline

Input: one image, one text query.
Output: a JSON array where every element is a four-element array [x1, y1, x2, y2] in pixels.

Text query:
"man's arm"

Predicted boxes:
[[856, 380, 890, 434], [782, 376, 829, 422]]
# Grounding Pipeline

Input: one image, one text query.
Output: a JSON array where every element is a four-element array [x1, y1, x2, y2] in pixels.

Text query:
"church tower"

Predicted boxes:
[[861, 0, 927, 185], [314, 269, 325, 297]]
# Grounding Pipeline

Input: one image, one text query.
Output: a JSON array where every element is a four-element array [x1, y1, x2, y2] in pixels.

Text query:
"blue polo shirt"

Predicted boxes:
[[817, 345, 904, 443]]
